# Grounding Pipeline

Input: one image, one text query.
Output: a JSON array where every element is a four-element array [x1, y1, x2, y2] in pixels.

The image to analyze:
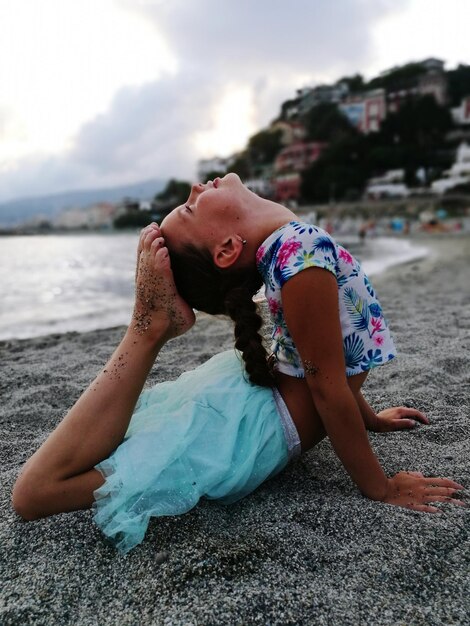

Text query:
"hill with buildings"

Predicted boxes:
[[198, 58, 470, 205]]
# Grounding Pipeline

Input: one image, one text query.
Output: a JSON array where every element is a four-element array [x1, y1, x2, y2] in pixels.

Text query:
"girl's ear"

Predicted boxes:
[[213, 236, 244, 269]]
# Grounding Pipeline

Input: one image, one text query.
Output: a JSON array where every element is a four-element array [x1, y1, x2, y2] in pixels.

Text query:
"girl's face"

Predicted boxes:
[[161, 173, 246, 253]]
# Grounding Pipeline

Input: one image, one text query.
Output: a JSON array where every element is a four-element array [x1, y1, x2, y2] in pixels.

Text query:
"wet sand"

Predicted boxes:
[[1, 235, 469, 625]]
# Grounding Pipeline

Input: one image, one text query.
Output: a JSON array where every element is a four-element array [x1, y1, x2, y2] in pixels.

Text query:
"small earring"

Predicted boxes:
[[237, 235, 247, 245]]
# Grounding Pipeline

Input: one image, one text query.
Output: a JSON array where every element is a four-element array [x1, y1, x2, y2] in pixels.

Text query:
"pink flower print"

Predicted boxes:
[[339, 247, 354, 265], [276, 238, 302, 268], [373, 335, 385, 347], [371, 317, 383, 336], [256, 246, 266, 265], [268, 297, 281, 317]]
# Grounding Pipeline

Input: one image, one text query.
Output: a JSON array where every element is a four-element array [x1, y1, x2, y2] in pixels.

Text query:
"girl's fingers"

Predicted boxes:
[[407, 503, 440, 513], [423, 495, 466, 506], [423, 477, 464, 490], [139, 222, 159, 242], [392, 418, 418, 430], [135, 224, 161, 281], [425, 486, 459, 496], [137, 224, 159, 255], [399, 408, 429, 424], [387, 472, 466, 512], [143, 229, 162, 249], [150, 237, 165, 250]]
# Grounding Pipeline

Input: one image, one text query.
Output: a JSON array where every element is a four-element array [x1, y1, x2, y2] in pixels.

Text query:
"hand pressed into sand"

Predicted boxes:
[[132, 223, 195, 342], [382, 471, 465, 513], [372, 406, 429, 432]]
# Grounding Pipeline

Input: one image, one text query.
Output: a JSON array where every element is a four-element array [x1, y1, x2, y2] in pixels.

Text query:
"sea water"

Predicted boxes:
[[0, 232, 428, 341]]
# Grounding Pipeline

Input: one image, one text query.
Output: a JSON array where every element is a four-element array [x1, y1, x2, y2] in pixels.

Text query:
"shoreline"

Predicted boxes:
[[1, 235, 469, 625], [0, 232, 448, 343]]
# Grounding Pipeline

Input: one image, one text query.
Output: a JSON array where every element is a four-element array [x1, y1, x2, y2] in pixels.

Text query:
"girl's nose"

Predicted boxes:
[[191, 183, 205, 194]]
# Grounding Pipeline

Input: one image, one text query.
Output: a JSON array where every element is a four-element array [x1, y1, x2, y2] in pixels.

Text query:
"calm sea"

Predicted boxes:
[[0, 232, 427, 341]]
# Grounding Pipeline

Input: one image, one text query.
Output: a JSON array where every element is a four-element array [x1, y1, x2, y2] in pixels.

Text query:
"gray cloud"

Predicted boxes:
[[130, 0, 406, 79], [0, 0, 409, 202]]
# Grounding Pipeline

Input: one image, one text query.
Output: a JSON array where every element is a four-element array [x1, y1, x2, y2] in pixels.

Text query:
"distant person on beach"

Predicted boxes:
[[12, 174, 465, 553]]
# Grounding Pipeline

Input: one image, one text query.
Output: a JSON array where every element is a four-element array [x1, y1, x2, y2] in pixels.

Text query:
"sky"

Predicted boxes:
[[0, 0, 469, 203]]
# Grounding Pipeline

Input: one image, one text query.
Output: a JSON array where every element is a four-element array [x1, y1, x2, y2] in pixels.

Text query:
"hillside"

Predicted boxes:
[[0, 179, 165, 227]]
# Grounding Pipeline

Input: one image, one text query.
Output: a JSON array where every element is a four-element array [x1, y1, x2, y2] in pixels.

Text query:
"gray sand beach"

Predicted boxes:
[[1, 235, 469, 625]]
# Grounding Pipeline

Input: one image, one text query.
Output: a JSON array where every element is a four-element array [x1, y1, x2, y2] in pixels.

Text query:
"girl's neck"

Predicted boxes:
[[236, 194, 297, 268], [243, 195, 297, 249]]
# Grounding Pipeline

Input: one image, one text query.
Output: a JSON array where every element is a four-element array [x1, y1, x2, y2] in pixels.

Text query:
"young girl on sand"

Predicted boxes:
[[12, 174, 464, 554]]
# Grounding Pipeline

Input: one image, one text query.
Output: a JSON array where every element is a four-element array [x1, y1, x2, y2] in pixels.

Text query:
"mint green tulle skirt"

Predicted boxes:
[[93, 350, 299, 554]]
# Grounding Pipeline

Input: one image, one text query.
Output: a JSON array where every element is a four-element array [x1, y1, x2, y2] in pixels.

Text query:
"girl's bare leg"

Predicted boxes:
[[12, 225, 195, 519]]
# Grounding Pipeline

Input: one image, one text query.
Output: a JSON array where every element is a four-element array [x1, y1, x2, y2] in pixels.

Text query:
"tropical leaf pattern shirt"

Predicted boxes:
[[256, 221, 397, 377]]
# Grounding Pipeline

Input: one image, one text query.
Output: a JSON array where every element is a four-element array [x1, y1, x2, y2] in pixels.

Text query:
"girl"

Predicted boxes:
[[162, 174, 464, 509], [12, 175, 464, 553]]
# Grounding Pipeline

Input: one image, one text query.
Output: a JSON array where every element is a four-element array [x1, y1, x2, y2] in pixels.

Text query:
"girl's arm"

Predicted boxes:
[[281, 267, 464, 511]]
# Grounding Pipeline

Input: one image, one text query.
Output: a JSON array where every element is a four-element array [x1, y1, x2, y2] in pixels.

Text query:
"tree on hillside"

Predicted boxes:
[[229, 152, 252, 179], [335, 73, 364, 93], [375, 95, 453, 183], [114, 211, 152, 229], [202, 170, 227, 182], [301, 134, 370, 202], [303, 103, 356, 142], [154, 179, 191, 206], [114, 199, 152, 229], [248, 129, 283, 167], [279, 97, 301, 121], [365, 62, 427, 92], [447, 64, 470, 106], [379, 95, 452, 146]]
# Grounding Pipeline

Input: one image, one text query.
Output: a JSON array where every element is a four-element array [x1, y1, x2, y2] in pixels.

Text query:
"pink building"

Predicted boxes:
[[274, 142, 326, 173], [339, 89, 387, 134], [273, 141, 326, 201], [273, 172, 301, 202]]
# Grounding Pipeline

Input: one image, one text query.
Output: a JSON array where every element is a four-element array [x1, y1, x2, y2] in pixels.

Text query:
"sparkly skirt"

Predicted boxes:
[[93, 350, 300, 554]]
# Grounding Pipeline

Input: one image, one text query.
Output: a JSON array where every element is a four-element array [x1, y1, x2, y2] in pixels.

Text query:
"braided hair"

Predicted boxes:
[[169, 244, 275, 387]]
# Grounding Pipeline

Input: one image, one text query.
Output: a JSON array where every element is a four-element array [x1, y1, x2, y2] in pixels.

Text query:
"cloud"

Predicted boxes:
[[129, 0, 407, 78], [0, 0, 410, 202], [71, 70, 222, 180], [0, 70, 222, 201]]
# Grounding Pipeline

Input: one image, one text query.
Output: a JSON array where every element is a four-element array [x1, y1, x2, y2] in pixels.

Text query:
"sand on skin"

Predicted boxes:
[[0, 235, 469, 626]]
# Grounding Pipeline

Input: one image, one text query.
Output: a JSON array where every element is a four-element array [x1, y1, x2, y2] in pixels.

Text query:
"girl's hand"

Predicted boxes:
[[374, 407, 429, 432], [382, 471, 465, 512]]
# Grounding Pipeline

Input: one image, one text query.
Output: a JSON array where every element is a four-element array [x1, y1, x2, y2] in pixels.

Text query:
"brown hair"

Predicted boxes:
[[169, 244, 274, 387]]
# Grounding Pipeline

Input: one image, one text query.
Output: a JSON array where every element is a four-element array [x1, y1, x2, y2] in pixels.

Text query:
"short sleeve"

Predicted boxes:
[[273, 226, 338, 289]]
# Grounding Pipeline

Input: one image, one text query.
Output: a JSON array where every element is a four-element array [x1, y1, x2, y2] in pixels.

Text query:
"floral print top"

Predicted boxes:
[[256, 221, 397, 377]]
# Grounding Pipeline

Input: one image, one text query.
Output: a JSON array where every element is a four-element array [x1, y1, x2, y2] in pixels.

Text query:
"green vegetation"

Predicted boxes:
[[114, 210, 152, 229], [446, 64, 470, 107], [366, 62, 427, 91], [248, 129, 283, 167], [335, 74, 365, 94], [301, 95, 454, 201], [114, 199, 152, 229], [154, 179, 192, 208], [304, 102, 356, 142]]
